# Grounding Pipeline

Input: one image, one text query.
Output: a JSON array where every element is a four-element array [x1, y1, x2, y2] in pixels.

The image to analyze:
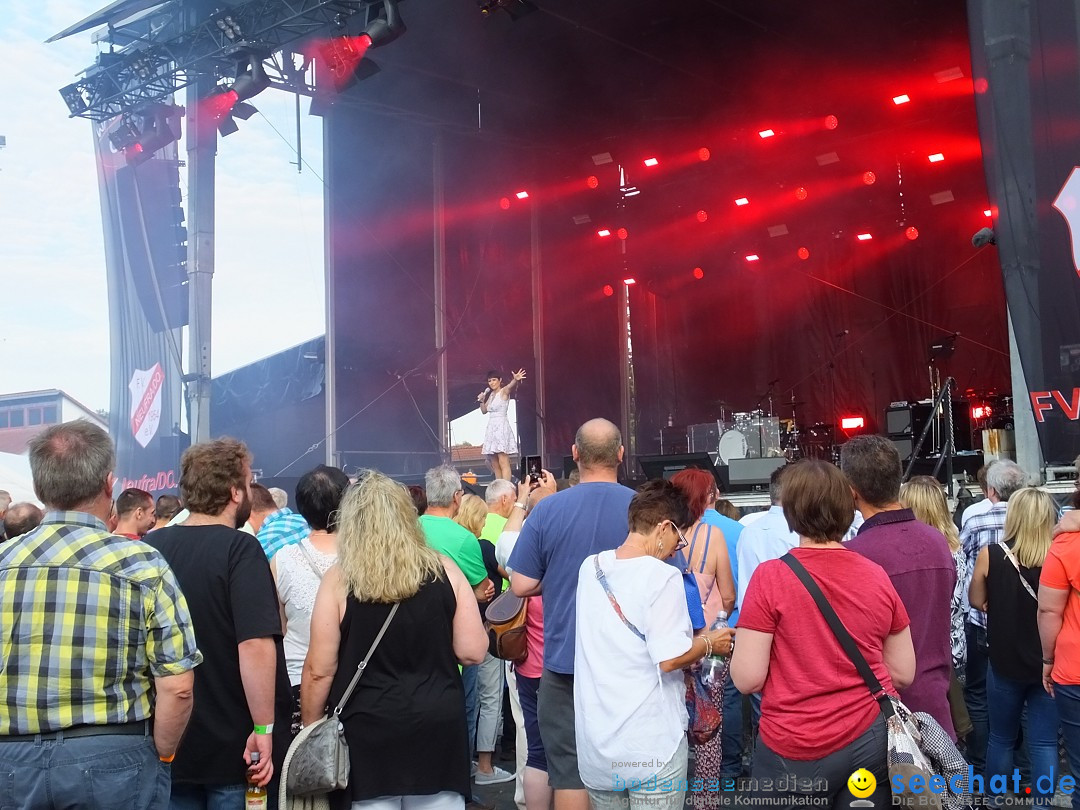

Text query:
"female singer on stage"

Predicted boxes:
[[479, 368, 526, 481]]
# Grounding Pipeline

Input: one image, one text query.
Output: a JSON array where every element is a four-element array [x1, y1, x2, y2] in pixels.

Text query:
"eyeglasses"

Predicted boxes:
[[667, 521, 688, 551]]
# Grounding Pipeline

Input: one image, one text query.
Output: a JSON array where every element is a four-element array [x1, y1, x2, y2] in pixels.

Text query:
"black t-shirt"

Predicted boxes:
[[145, 524, 292, 785]]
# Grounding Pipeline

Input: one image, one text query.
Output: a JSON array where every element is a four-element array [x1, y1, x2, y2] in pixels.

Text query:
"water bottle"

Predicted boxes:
[[700, 611, 731, 687]]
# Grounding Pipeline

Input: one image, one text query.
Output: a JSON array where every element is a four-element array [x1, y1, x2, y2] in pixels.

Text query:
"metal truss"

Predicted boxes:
[[62, 0, 383, 120]]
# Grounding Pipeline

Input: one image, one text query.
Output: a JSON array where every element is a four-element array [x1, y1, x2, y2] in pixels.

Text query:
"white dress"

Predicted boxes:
[[482, 393, 517, 455]]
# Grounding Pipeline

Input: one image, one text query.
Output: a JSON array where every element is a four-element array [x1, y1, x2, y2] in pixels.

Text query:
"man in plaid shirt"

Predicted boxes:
[[959, 458, 1028, 777], [0, 420, 202, 808]]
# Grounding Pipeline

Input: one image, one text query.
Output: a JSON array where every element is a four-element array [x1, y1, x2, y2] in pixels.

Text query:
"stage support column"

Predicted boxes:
[[185, 73, 216, 444], [433, 133, 449, 461], [324, 115, 337, 467], [530, 198, 545, 464], [618, 280, 635, 479], [1007, 309, 1044, 477]]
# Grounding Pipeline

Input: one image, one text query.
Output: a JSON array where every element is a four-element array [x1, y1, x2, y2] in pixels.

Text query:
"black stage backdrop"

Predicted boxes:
[[969, 0, 1080, 464], [324, 0, 1011, 470], [94, 121, 187, 492]]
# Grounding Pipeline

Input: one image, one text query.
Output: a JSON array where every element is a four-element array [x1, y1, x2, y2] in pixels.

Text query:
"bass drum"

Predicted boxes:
[[718, 429, 748, 464]]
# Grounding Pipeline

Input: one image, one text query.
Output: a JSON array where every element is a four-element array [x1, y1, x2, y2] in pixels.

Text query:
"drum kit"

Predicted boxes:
[[686, 395, 836, 465]]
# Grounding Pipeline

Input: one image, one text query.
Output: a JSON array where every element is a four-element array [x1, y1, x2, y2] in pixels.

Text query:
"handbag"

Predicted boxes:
[[283, 603, 399, 799], [485, 589, 528, 663], [780, 554, 971, 810]]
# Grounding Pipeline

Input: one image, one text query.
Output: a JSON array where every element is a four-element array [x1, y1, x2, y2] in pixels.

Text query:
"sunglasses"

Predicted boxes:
[[666, 521, 688, 552]]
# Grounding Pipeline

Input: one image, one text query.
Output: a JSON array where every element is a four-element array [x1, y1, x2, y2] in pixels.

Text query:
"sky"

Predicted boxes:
[[1, 0, 327, 414]]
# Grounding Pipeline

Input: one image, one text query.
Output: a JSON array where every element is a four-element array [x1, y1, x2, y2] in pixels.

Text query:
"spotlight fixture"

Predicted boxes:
[[758, 129, 775, 139], [735, 197, 749, 206], [602, 284, 615, 297], [499, 197, 510, 210], [697, 147, 711, 161], [215, 15, 243, 40], [841, 416, 866, 430], [126, 104, 183, 166], [795, 187, 808, 201], [892, 94, 910, 105], [928, 153, 945, 163], [692, 267, 704, 279], [983, 209, 993, 217], [745, 254, 760, 262], [206, 55, 269, 136], [586, 175, 599, 189], [616, 228, 628, 240], [643, 157, 659, 167], [862, 171, 877, 185], [108, 117, 141, 151], [856, 233, 873, 241], [797, 247, 810, 260], [824, 115, 839, 130], [515, 190, 529, 199], [478, 0, 538, 20], [622, 278, 636, 285], [60, 82, 89, 115], [597, 229, 611, 238], [905, 226, 919, 241]]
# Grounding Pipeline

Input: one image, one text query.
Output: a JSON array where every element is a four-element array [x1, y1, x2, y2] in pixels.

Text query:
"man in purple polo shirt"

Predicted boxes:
[[841, 435, 956, 739]]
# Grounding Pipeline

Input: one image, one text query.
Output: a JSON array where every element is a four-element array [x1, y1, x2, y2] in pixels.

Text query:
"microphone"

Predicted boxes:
[[972, 227, 997, 248], [836, 329, 849, 338]]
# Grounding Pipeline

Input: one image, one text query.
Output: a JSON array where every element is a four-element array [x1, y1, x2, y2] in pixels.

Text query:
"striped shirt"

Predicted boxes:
[[960, 501, 1008, 627], [256, 507, 310, 560], [0, 511, 202, 735]]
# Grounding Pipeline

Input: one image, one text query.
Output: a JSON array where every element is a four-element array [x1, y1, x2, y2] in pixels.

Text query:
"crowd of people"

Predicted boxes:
[[1, 418, 1079, 810]]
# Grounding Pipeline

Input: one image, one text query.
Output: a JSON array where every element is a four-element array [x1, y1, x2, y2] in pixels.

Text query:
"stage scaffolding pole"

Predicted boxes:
[[433, 133, 450, 462], [185, 73, 216, 444], [530, 199, 546, 466]]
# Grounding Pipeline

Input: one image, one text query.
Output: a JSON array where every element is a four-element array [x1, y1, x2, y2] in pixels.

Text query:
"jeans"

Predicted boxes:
[[964, 622, 989, 776], [462, 664, 478, 756], [1055, 682, 1080, 780], [475, 653, 505, 753], [752, 715, 888, 810], [588, 737, 687, 810], [169, 783, 247, 810], [720, 673, 744, 778], [349, 791, 465, 810], [0, 732, 169, 809], [985, 666, 1058, 806]]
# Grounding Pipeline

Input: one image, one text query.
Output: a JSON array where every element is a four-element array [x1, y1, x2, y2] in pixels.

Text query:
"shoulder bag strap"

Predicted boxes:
[[780, 553, 894, 717], [296, 540, 326, 581], [997, 541, 1039, 601], [332, 602, 400, 716], [593, 555, 646, 642]]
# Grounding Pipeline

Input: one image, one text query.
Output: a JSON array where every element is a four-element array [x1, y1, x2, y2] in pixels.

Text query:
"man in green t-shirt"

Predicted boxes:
[[419, 465, 493, 601]]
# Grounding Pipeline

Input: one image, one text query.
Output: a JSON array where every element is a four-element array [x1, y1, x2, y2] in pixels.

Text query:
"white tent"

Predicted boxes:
[[0, 452, 37, 504]]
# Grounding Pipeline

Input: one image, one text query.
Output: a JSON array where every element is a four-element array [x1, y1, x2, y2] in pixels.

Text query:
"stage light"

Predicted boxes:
[[984, 209, 993, 217], [892, 94, 910, 105], [643, 157, 659, 167], [795, 187, 808, 201], [616, 228, 628, 240], [108, 117, 141, 151], [586, 175, 599, 189], [317, 34, 374, 90], [824, 115, 839, 130], [928, 153, 945, 163], [759, 129, 775, 139], [735, 197, 749, 206], [745, 254, 760, 262], [974, 77, 989, 94], [514, 191, 529, 200], [623, 278, 636, 285], [499, 197, 510, 210], [972, 405, 987, 420], [60, 82, 89, 115], [696, 210, 708, 223], [862, 171, 877, 185], [698, 147, 711, 161], [693, 267, 704, 279], [602, 284, 614, 297], [841, 416, 865, 430], [597, 229, 611, 237], [797, 247, 810, 260], [123, 104, 183, 166], [905, 226, 919, 241], [857, 233, 873, 241]]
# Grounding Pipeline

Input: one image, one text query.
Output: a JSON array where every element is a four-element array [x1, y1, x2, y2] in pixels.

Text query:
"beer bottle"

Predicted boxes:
[[246, 751, 268, 809]]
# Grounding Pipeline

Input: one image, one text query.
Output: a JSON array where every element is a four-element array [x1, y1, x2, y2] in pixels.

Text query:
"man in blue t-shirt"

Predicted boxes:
[[509, 418, 634, 810]]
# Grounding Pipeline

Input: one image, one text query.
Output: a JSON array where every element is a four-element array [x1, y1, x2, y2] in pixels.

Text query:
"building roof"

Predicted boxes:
[[0, 389, 107, 425]]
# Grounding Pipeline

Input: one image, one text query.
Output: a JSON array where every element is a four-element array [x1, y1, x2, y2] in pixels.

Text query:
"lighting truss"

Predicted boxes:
[[57, 0, 391, 121]]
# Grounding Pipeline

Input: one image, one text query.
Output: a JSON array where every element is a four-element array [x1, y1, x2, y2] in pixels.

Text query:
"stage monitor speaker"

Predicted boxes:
[[906, 454, 983, 485], [885, 402, 973, 451], [890, 437, 914, 461], [726, 457, 786, 492], [638, 453, 723, 491]]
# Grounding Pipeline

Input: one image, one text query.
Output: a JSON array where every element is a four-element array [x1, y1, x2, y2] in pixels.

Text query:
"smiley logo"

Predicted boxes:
[[848, 769, 876, 798]]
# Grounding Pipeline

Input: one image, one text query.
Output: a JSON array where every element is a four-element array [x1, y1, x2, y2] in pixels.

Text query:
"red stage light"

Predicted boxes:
[[499, 197, 510, 210], [862, 171, 877, 185], [928, 153, 945, 163], [696, 210, 708, 223], [515, 190, 530, 199], [623, 278, 636, 285], [693, 267, 705, 279], [643, 157, 659, 167], [735, 197, 749, 206], [602, 284, 615, 297], [795, 187, 808, 201], [824, 115, 839, 130], [857, 233, 873, 241], [745, 254, 760, 262], [984, 209, 993, 217], [974, 77, 989, 94], [204, 88, 240, 121], [905, 226, 919, 241], [841, 416, 865, 430], [586, 175, 599, 189], [759, 129, 775, 139], [892, 94, 911, 105], [697, 147, 711, 161], [317, 34, 373, 90], [616, 228, 628, 240], [597, 229, 611, 237], [972, 405, 986, 420], [797, 247, 810, 260]]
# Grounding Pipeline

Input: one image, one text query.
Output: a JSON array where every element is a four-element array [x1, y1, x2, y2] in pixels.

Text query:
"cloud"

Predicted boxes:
[[1, 0, 326, 411]]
